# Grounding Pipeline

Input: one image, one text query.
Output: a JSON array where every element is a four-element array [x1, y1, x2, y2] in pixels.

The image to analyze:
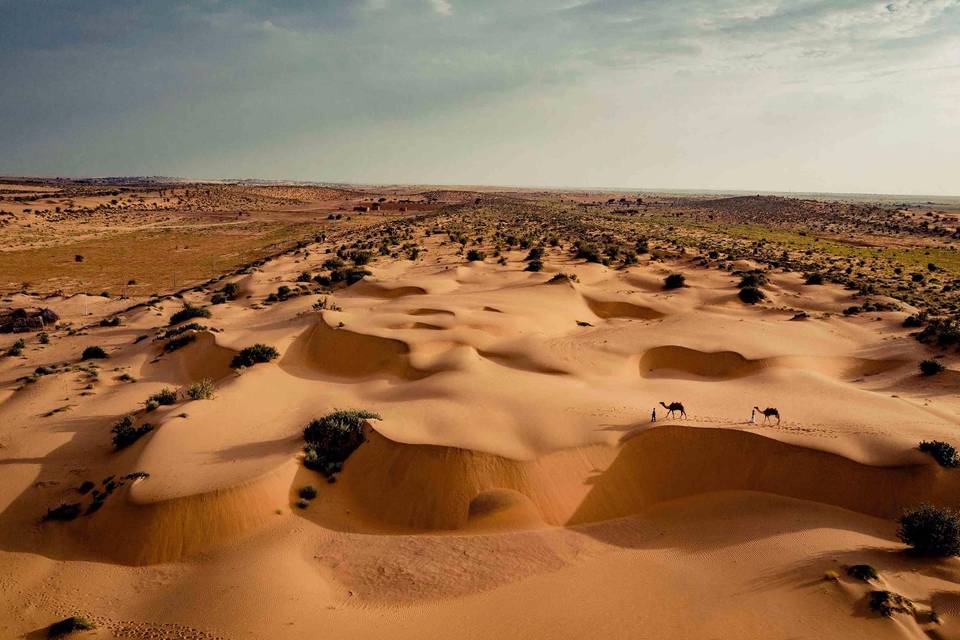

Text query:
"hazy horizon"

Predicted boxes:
[[2, 1, 958, 195]]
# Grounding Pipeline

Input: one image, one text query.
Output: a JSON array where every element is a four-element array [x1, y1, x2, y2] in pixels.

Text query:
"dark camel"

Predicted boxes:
[[754, 406, 780, 424], [659, 401, 686, 419]]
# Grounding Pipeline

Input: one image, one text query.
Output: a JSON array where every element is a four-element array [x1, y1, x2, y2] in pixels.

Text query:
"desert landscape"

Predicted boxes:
[[0, 179, 958, 638]]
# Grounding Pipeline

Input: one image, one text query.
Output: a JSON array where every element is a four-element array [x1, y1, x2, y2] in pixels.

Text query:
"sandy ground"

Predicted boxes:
[[1, 227, 958, 639]]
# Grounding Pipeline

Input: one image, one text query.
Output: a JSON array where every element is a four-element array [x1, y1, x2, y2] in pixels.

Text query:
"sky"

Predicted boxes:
[[0, 0, 958, 195]]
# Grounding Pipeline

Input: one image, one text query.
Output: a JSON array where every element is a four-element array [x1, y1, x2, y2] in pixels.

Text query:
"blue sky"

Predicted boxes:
[[1, 0, 958, 194]]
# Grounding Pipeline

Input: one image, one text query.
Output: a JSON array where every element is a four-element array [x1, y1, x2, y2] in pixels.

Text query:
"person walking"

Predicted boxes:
[[651, 407, 657, 423], [749, 407, 756, 424]]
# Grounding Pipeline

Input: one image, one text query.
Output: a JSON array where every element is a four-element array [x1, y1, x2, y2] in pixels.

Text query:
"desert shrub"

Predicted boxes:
[[267, 285, 294, 302], [547, 273, 577, 284], [663, 273, 685, 290], [111, 415, 154, 449], [147, 387, 177, 407], [81, 345, 107, 360], [158, 322, 205, 341], [738, 286, 765, 304], [575, 243, 602, 263], [223, 282, 241, 299], [344, 268, 371, 285], [303, 410, 381, 479], [897, 504, 960, 557], [918, 440, 959, 467], [8, 338, 26, 356], [525, 260, 543, 272], [211, 293, 227, 305], [163, 333, 196, 352], [99, 316, 121, 327], [297, 271, 313, 283], [144, 400, 159, 412], [525, 246, 544, 261], [466, 249, 486, 262], [917, 317, 960, 348], [868, 590, 915, 617], [186, 378, 215, 400], [231, 343, 279, 368], [47, 616, 95, 637], [737, 272, 767, 289], [919, 359, 945, 376], [846, 564, 878, 581], [805, 272, 825, 285], [299, 485, 318, 500], [42, 503, 82, 522], [350, 251, 373, 266], [169, 304, 211, 325], [902, 314, 925, 328]]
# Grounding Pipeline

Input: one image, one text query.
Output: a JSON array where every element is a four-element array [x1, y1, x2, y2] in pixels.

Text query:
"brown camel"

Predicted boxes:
[[659, 401, 686, 419], [754, 406, 780, 424]]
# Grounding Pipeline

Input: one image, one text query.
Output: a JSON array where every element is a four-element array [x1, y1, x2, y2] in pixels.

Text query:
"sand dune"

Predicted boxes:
[[281, 315, 430, 381], [1, 222, 958, 640], [638, 344, 908, 380], [581, 294, 665, 320]]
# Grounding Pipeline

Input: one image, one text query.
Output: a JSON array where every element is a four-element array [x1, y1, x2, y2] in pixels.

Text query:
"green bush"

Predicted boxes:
[[868, 590, 915, 617], [169, 303, 211, 325], [303, 410, 381, 479], [846, 564, 878, 581], [919, 359, 945, 376], [737, 272, 766, 289], [186, 378, 215, 400], [47, 616, 95, 637], [466, 249, 486, 262], [805, 273, 824, 285], [575, 243, 602, 263], [738, 286, 765, 304], [42, 503, 82, 522], [147, 388, 177, 406], [163, 333, 196, 352], [299, 485, 318, 500], [344, 268, 371, 285], [8, 338, 26, 356], [663, 273, 685, 290], [898, 504, 960, 557], [525, 260, 543, 272], [81, 345, 107, 360], [231, 344, 279, 368], [918, 440, 959, 467], [112, 415, 154, 449]]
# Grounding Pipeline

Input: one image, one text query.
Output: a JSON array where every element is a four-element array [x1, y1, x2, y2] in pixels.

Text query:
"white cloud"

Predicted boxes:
[[428, 0, 452, 16]]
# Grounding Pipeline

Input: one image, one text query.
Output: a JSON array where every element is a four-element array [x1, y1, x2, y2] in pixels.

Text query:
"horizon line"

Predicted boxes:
[[2, 174, 958, 201]]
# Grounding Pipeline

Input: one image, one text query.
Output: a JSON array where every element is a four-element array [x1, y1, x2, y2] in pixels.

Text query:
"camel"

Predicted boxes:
[[659, 401, 686, 419], [754, 406, 780, 424]]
